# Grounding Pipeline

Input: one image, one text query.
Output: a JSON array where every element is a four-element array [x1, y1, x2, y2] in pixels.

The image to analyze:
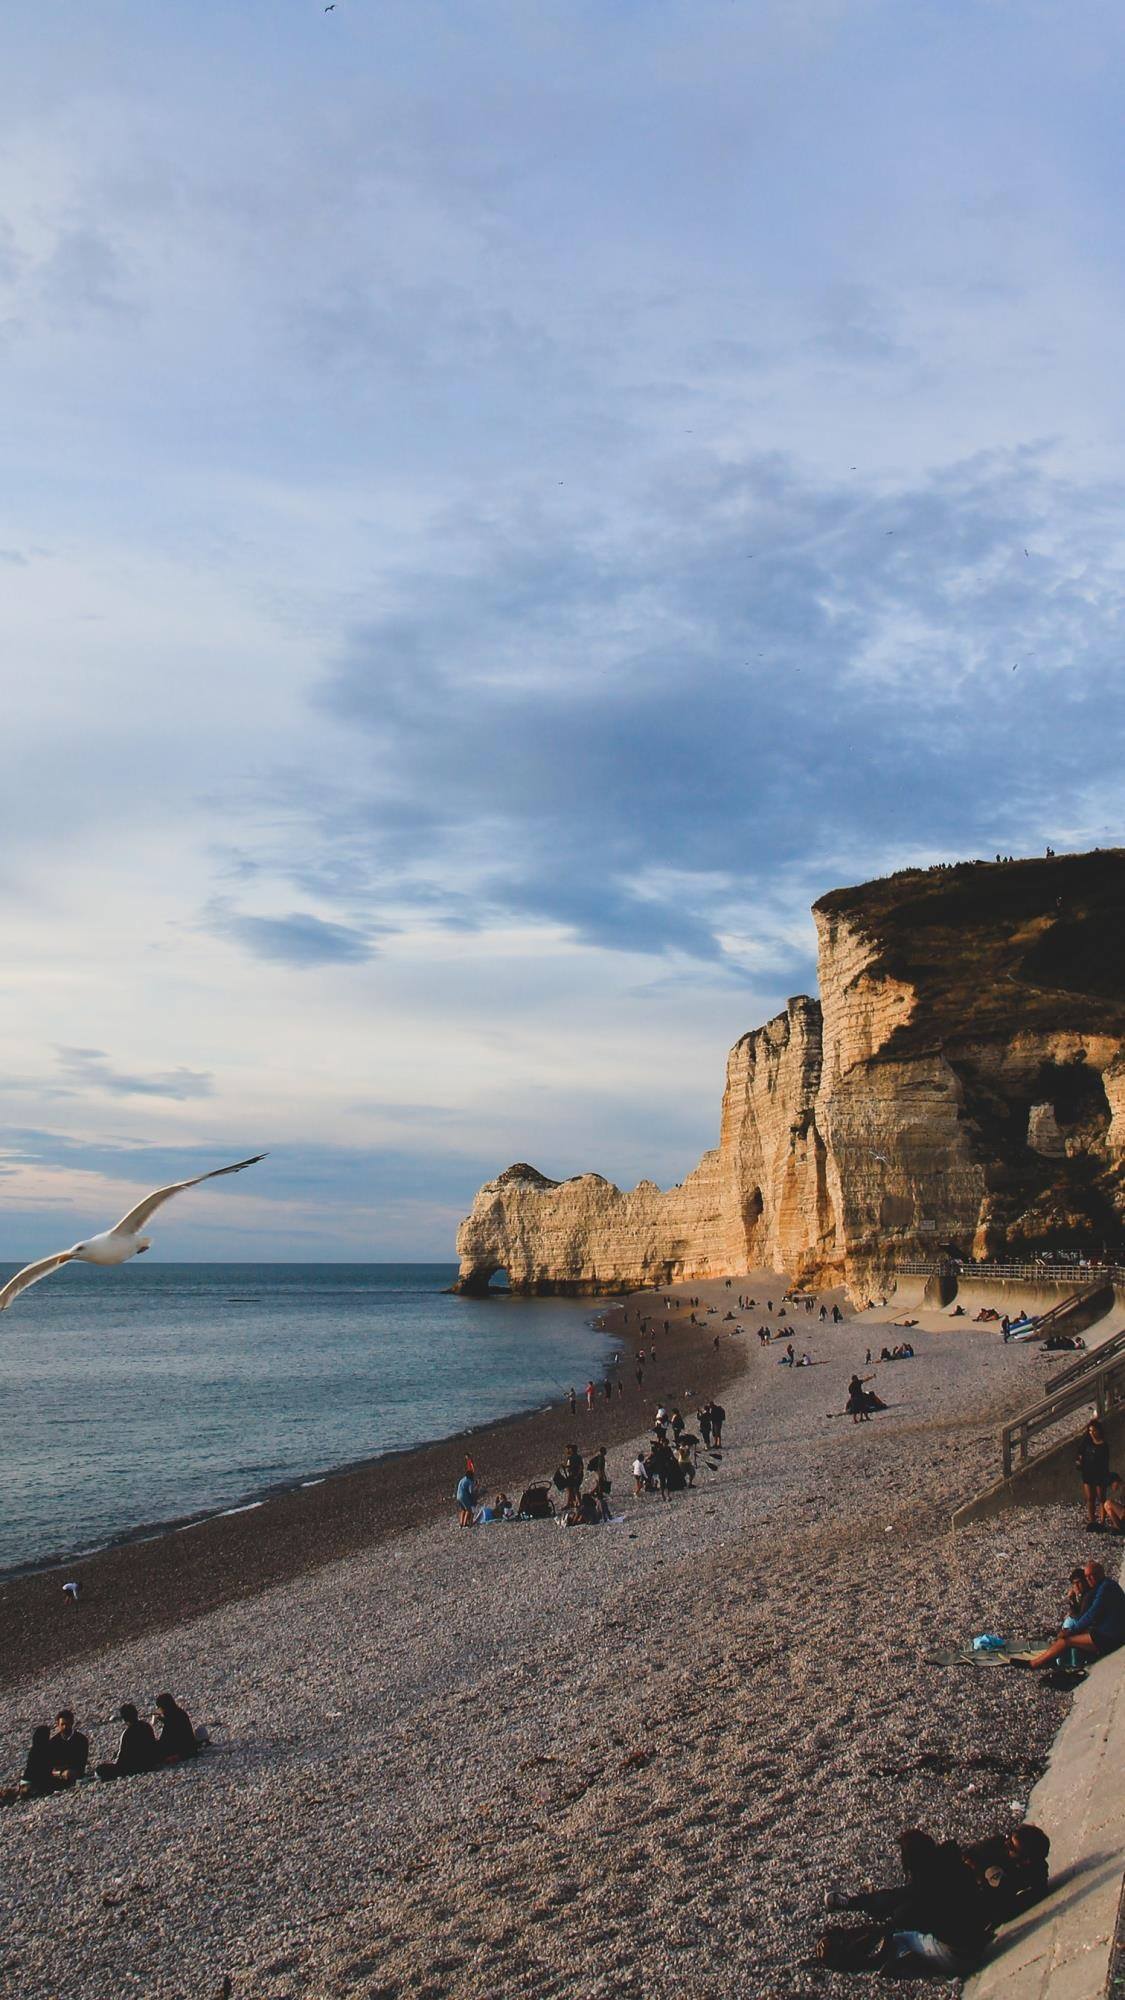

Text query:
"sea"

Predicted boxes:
[[0, 1263, 619, 1576]]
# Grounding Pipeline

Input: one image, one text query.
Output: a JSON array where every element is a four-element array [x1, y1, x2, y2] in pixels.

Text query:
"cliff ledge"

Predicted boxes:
[[455, 850, 1125, 1297]]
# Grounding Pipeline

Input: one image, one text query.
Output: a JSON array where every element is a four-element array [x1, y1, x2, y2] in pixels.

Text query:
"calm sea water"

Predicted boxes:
[[0, 1263, 618, 1575]]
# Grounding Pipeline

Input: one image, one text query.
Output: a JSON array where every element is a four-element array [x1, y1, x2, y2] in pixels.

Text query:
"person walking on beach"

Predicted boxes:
[[633, 1452, 648, 1496], [585, 1380, 595, 1412], [698, 1405, 713, 1449], [710, 1401, 725, 1448], [456, 1469, 477, 1527]]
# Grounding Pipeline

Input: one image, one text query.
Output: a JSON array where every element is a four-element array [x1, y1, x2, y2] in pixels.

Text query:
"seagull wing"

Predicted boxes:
[[0, 1249, 78, 1312], [108, 1154, 267, 1237]]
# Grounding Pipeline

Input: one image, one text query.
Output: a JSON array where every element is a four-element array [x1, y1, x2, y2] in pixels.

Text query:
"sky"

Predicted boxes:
[[1, 0, 1123, 1260]]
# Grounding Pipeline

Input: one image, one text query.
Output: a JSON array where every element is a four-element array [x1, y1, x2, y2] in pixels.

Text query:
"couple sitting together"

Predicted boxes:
[[819, 1820, 1050, 1976], [1013, 1560, 1125, 1671]]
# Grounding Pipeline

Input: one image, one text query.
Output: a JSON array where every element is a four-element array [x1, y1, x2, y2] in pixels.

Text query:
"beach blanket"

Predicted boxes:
[[924, 1640, 1040, 1668]]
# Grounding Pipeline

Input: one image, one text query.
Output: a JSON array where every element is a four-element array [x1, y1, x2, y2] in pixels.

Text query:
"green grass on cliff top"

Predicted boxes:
[[813, 847, 1125, 1053]]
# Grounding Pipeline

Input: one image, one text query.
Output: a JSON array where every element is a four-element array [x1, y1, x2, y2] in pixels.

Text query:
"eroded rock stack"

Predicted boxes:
[[456, 850, 1125, 1297]]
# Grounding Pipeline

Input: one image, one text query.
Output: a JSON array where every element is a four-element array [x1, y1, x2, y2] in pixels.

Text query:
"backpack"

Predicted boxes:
[[519, 1485, 553, 1518]]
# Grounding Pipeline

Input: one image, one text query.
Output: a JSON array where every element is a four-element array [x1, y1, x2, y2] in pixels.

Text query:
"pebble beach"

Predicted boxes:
[[0, 1275, 1095, 1998]]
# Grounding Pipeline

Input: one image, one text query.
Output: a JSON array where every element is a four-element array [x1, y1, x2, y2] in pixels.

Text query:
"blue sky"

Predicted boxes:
[[1, 0, 1123, 1258]]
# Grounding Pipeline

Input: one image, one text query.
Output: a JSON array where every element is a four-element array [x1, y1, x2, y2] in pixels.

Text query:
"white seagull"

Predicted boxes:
[[0, 1153, 266, 1313]]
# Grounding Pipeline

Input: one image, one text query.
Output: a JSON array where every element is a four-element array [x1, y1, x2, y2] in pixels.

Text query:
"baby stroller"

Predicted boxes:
[[517, 1484, 555, 1520]]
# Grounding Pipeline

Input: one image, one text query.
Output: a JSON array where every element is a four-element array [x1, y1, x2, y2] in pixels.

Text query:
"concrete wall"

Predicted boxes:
[[953, 1407, 1125, 1529]]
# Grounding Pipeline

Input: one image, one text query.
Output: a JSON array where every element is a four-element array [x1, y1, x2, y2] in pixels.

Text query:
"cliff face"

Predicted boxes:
[[455, 851, 1125, 1297]]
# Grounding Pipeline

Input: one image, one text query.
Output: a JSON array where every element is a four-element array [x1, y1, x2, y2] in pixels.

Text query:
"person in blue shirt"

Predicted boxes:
[[456, 1471, 476, 1528], [1023, 1561, 1125, 1669]]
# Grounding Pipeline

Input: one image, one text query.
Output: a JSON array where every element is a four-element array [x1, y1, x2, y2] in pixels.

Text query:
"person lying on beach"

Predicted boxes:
[[50, 1710, 88, 1785], [963, 1823, 1050, 1922], [154, 1694, 199, 1765], [820, 1827, 992, 1976], [1017, 1561, 1125, 1669], [96, 1704, 160, 1781]]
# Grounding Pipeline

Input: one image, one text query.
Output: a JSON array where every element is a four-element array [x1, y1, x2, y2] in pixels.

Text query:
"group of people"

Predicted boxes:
[[819, 1821, 1051, 1975], [3, 1694, 201, 1803], [630, 1400, 726, 1499]]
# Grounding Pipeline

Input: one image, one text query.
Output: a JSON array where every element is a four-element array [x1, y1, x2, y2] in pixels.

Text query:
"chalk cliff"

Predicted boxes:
[[455, 850, 1125, 1297]]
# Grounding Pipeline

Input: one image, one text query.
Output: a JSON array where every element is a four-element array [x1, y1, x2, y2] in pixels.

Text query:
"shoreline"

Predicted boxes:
[[0, 1289, 742, 1691], [0, 1313, 626, 1587]]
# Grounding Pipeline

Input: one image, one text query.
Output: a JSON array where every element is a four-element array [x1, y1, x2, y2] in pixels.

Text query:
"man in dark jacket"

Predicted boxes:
[[50, 1709, 88, 1784], [1024, 1562, 1125, 1668], [96, 1703, 159, 1780]]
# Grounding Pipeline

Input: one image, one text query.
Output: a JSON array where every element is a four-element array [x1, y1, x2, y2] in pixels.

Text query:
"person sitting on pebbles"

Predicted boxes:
[[50, 1710, 88, 1786], [1017, 1560, 1125, 1670], [154, 1693, 200, 1765]]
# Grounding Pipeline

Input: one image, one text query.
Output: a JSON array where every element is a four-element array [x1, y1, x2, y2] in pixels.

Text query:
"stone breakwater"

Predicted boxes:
[[456, 850, 1125, 1298]]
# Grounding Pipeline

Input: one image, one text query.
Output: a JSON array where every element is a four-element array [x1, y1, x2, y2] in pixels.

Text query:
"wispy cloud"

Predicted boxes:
[[55, 1048, 214, 1100], [203, 903, 382, 967], [0, 0, 1123, 1251]]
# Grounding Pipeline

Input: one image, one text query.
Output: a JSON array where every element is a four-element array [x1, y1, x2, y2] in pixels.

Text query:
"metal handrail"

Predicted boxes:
[[1001, 1351, 1125, 1477], [896, 1260, 1125, 1283], [1046, 1326, 1125, 1393]]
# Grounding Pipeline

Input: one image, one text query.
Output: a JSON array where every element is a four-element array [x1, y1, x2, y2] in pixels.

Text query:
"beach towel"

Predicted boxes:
[[924, 1640, 1040, 1668]]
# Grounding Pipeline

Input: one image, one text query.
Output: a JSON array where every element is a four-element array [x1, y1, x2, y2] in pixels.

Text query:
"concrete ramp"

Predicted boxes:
[[964, 1623, 1125, 2000]]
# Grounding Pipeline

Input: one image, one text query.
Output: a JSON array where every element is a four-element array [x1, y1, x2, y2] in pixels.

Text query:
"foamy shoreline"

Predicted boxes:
[[0, 1274, 1095, 1998]]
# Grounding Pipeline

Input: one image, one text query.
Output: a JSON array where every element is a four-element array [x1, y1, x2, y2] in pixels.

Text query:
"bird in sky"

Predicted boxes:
[[0, 1154, 266, 1312], [325, 5, 335, 11]]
